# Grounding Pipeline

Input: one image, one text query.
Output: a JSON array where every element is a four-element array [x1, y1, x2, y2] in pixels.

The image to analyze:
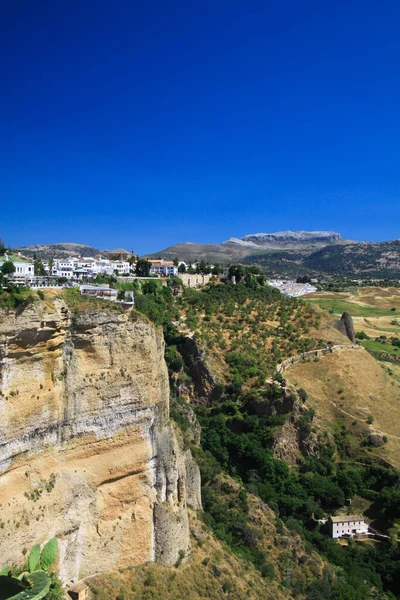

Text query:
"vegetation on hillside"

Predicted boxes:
[[0, 284, 36, 310], [177, 281, 322, 387], [132, 279, 400, 599], [244, 240, 400, 279]]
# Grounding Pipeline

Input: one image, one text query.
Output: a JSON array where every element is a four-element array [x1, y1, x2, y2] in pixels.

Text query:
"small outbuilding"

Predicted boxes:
[[79, 285, 118, 301], [329, 514, 368, 538], [68, 582, 89, 600]]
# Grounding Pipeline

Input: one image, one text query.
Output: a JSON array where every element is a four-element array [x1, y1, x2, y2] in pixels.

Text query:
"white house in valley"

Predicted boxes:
[[329, 515, 369, 538]]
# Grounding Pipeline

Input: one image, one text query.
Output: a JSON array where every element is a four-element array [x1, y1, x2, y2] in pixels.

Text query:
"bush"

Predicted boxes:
[[298, 388, 308, 402]]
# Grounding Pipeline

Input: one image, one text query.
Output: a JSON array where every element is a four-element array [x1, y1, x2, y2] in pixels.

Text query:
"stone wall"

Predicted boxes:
[[277, 344, 360, 373], [179, 273, 213, 288]]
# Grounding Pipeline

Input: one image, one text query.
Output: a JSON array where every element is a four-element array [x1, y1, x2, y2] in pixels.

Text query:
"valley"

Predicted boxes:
[[1, 279, 400, 599]]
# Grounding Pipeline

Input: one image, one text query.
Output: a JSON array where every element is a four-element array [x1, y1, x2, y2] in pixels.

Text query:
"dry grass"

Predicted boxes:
[[285, 347, 400, 467], [87, 511, 291, 600]]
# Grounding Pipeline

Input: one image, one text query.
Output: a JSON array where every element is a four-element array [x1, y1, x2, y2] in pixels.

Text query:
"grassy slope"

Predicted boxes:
[[87, 513, 288, 600], [285, 347, 400, 468], [87, 501, 326, 600]]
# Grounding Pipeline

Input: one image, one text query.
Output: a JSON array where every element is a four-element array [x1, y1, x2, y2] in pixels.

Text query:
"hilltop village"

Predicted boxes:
[[0, 247, 317, 297]]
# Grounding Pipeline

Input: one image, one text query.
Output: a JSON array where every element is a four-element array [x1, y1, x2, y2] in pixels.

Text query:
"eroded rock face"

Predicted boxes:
[[336, 311, 356, 343], [0, 299, 199, 583]]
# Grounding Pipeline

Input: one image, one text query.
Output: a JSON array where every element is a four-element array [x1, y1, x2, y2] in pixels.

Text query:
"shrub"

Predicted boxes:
[[298, 388, 308, 402]]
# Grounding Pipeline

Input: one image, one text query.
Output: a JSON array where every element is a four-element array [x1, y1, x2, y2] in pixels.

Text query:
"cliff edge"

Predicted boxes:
[[0, 296, 200, 583]]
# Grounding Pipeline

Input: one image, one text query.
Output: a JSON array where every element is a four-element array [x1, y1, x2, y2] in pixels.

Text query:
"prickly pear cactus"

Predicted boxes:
[[0, 575, 27, 600], [0, 567, 12, 577], [40, 538, 58, 571], [28, 546, 40, 574], [0, 570, 51, 600]]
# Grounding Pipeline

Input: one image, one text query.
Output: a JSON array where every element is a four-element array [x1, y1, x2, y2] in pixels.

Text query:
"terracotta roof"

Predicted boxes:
[[330, 515, 364, 523]]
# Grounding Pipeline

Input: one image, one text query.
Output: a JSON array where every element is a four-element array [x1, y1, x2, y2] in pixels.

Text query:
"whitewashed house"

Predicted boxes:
[[329, 515, 369, 538], [148, 259, 178, 276], [0, 255, 34, 277]]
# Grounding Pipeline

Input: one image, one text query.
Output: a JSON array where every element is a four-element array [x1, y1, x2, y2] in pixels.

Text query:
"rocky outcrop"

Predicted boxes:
[[335, 311, 356, 343], [0, 298, 200, 583], [181, 337, 221, 404], [273, 400, 323, 466]]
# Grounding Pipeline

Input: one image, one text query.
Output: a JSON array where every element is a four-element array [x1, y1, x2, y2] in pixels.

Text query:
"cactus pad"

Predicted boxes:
[[0, 570, 51, 600], [28, 546, 40, 574], [40, 538, 58, 571]]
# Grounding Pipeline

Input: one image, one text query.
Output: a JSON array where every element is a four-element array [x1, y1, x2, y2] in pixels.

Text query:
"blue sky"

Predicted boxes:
[[1, 0, 400, 254]]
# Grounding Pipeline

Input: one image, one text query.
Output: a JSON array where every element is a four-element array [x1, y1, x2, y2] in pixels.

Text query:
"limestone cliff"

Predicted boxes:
[[0, 297, 200, 584]]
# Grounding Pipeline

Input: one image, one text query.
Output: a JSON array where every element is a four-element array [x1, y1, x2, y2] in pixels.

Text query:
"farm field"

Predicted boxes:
[[361, 338, 400, 357], [304, 287, 400, 341]]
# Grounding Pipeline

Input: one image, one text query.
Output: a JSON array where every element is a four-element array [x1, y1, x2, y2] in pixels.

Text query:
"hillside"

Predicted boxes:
[[2, 281, 400, 599], [132, 279, 400, 598], [147, 233, 400, 279], [145, 241, 253, 263], [244, 240, 400, 278], [13, 242, 101, 259], [304, 240, 400, 278], [89, 496, 327, 600]]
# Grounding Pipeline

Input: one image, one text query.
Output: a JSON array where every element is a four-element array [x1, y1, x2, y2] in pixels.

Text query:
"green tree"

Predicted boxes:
[[228, 264, 246, 282], [178, 262, 186, 273], [212, 263, 223, 275], [135, 258, 151, 277], [34, 258, 46, 276], [1, 260, 16, 275], [197, 260, 207, 274], [48, 258, 55, 276], [173, 256, 179, 266]]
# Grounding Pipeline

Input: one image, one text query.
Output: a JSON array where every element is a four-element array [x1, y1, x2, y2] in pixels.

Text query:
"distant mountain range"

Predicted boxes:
[[13, 242, 101, 260], [225, 230, 343, 248], [146, 230, 349, 262], [12, 232, 400, 278], [147, 231, 400, 278]]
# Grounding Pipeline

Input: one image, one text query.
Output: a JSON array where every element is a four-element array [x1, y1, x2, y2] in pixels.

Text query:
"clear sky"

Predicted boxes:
[[1, 0, 400, 254]]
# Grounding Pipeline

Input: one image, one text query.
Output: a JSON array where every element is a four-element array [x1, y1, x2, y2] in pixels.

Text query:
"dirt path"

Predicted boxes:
[[328, 398, 400, 442]]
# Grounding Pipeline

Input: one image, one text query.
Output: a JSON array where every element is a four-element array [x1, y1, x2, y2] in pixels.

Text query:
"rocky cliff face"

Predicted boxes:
[[225, 230, 342, 247], [0, 298, 200, 584]]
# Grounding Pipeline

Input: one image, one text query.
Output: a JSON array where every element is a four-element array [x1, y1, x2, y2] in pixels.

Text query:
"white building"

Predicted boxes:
[[47, 257, 131, 279], [79, 285, 118, 301], [0, 255, 34, 277], [329, 515, 369, 538], [148, 259, 178, 276]]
